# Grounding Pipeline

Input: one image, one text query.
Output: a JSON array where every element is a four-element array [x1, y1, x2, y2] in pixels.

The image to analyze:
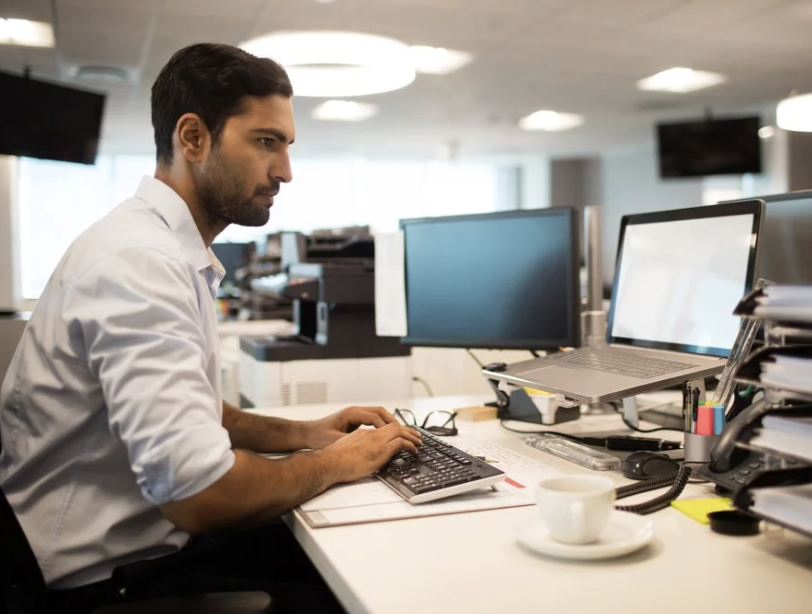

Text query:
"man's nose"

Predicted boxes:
[[272, 151, 293, 184]]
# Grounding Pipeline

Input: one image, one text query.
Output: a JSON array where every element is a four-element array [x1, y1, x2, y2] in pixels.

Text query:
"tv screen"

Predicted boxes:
[[0, 70, 106, 165], [656, 116, 762, 178], [400, 208, 581, 351]]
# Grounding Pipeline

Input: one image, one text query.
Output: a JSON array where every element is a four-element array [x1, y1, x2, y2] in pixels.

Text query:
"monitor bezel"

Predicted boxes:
[[606, 199, 764, 358], [399, 207, 581, 351]]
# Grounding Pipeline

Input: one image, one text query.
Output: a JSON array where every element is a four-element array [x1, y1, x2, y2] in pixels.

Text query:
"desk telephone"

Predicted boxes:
[[700, 400, 811, 493]]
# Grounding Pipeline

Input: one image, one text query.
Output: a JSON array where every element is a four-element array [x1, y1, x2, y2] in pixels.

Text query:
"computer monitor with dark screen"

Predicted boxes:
[[740, 190, 812, 285], [400, 208, 580, 350]]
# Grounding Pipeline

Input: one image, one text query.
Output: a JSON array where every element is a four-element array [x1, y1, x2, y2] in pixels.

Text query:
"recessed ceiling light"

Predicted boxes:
[[72, 65, 130, 84], [519, 110, 584, 132], [777, 92, 812, 132], [637, 67, 726, 93], [240, 31, 416, 97], [312, 100, 377, 121], [0, 18, 54, 48], [408, 46, 473, 75]]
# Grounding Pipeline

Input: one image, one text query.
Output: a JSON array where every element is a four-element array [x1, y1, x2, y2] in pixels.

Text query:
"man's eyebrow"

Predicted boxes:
[[252, 128, 294, 145]]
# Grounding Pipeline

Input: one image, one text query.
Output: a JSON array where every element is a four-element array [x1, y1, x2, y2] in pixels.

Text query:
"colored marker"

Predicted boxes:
[[713, 405, 725, 435], [696, 405, 714, 436]]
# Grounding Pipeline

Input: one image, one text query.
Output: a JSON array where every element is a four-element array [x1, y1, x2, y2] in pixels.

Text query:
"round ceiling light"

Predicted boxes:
[[777, 92, 812, 132], [240, 31, 416, 97]]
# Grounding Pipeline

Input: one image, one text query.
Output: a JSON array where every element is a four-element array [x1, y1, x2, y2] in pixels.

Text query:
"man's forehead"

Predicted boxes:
[[232, 95, 295, 136]]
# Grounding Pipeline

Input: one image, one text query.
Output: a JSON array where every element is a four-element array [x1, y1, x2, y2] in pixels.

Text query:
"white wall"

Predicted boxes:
[[599, 145, 704, 287], [410, 347, 534, 398]]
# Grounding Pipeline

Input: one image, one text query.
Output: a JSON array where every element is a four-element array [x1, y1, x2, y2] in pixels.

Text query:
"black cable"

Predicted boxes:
[[615, 472, 679, 500], [530, 349, 541, 358], [614, 407, 684, 434], [465, 348, 484, 369], [499, 419, 585, 442], [411, 376, 434, 397], [622, 420, 683, 434], [615, 465, 693, 515]]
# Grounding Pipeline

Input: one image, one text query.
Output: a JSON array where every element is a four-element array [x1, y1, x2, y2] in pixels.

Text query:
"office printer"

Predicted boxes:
[[239, 231, 411, 407]]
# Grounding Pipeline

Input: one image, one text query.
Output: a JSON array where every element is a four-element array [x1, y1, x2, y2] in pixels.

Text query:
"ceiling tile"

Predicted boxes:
[[638, 0, 793, 34], [13, 0, 811, 157], [557, 0, 688, 28]]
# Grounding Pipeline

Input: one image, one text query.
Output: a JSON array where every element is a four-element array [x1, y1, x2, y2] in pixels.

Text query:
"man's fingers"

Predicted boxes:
[[385, 437, 419, 458], [373, 407, 398, 424], [380, 423, 422, 448], [356, 410, 387, 429], [399, 427, 422, 447], [343, 406, 391, 428]]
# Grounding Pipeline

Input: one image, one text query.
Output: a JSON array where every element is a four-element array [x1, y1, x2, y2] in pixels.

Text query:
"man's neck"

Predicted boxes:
[[154, 167, 224, 247]]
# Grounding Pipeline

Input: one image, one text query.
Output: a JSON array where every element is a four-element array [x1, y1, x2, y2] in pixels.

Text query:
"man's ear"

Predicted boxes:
[[174, 113, 210, 163]]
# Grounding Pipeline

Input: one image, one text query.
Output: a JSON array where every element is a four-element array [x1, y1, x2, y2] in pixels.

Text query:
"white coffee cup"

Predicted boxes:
[[536, 475, 616, 545]]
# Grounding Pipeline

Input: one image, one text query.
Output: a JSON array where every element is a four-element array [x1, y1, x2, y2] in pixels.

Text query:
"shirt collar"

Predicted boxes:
[[134, 176, 224, 284]]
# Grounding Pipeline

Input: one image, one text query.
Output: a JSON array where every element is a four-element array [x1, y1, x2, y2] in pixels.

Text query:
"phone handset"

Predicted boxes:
[[707, 397, 772, 474]]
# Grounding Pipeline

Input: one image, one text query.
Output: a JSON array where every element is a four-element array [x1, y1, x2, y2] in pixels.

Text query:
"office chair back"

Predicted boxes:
[[0, 486, 49, 614], [0, 486, 273, 614]]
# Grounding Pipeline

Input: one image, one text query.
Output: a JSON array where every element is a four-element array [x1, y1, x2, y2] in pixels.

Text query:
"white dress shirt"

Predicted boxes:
[[0, 176, 236, 589]]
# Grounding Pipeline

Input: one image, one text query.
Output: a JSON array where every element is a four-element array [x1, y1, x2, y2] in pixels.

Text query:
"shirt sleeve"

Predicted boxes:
[[63, 247, 235, 505]]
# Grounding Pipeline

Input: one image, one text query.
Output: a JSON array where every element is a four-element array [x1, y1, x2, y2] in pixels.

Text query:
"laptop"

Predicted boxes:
[[486, 199, 765, 404]]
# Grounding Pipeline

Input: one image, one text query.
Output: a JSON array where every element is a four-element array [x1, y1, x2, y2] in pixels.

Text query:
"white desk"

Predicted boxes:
[[252, 395, 812, 614]]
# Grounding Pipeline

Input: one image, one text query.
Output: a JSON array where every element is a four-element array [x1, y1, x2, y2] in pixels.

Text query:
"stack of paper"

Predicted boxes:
[[761, 355, 812, 396], [750, 483, 812, 536], [750, 415, 812, 462], [755, 285, 812, 323]]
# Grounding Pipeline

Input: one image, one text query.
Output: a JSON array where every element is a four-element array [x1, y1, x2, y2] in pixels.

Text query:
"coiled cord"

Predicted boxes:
[[614, 465, 693, 515]]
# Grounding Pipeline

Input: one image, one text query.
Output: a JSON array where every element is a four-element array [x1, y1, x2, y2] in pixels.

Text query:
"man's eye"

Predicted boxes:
[[258, 137, 276, 147]]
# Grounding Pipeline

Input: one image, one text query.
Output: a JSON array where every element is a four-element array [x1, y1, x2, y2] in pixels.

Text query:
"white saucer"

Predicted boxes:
[[516, 511, 655, 561]]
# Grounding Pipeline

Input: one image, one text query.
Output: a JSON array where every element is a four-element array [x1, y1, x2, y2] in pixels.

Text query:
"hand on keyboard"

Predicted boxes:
[[376, 427, 506, 504], [303, 405, 400, 449], [325, 422, 422, 483]]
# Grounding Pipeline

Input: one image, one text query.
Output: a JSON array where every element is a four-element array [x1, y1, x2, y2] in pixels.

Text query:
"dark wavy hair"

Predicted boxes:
[[151, 43, 292, 163]]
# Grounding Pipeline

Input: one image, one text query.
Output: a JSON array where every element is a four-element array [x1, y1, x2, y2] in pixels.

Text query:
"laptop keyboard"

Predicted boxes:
[[548, 348, 696, 379]]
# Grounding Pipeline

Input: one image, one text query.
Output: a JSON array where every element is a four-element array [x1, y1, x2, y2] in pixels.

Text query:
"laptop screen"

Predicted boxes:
[[607, 200, 763, 358]]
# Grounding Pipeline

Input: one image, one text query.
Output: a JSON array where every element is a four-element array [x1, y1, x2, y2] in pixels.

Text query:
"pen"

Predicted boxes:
[[683, 384, 692, 433], [692, 387, 700, 431]]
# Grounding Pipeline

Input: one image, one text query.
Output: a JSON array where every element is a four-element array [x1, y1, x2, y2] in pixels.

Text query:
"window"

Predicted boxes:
[[18, 155, 154, 298], [17, 156, 503, 298]]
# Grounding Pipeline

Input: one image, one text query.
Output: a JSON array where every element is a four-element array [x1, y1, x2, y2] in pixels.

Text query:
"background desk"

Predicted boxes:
[[251, 395, 812, 614]]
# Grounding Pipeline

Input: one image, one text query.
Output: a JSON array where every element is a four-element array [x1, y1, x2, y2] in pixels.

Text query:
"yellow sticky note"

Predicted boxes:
[[671, 498, 732, 524]]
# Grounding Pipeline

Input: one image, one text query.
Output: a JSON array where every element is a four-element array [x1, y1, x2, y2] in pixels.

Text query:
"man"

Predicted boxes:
[[0, 43, 420, 612]]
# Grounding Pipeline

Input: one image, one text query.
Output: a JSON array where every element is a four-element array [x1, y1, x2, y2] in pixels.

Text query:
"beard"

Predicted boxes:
[[194, 146, 278, 228]]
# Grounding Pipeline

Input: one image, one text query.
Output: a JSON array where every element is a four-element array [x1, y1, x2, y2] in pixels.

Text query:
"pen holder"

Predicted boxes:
[[684, 433, 719, 464]]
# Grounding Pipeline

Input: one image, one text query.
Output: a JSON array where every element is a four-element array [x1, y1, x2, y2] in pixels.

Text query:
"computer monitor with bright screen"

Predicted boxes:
[[400, 208, 580, 350]]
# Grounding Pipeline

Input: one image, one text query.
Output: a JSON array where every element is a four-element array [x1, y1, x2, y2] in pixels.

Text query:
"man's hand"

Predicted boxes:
[[302, 406, 399, 449], [323, 422, 423, 483]]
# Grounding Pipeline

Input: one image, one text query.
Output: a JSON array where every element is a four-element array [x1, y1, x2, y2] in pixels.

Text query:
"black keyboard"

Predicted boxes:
[[375, 427, 505, 504]]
